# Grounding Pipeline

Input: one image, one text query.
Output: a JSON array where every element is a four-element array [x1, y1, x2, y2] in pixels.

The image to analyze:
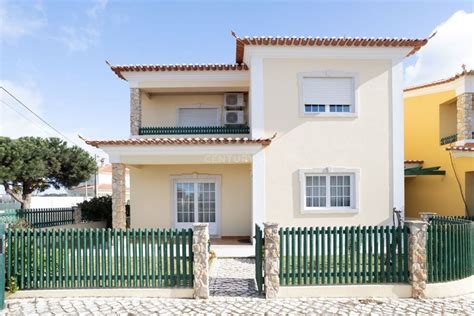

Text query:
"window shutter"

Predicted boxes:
[[178, 108, 220, 126], [303, 77, 353, 105]]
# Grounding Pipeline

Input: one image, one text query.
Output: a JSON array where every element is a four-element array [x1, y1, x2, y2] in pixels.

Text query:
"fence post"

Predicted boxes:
[[192, 223, 209, 299], [264, 222, 280, 299], [72, 206, 82, 224], [0, 224, 5, 310], [419, 212, 436, 223], [405, 220, 429, 299]]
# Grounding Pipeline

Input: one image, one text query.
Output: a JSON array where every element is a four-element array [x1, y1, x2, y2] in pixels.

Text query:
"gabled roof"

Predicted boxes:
[[108, 63, 248, 80], [108, 33, 429, 79], [404, 69, 474, 92], [232, 33, 429, 63], [80, 136, 274, 148]]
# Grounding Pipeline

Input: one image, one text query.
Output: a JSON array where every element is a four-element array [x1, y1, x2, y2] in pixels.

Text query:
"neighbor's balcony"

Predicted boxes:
[[139, 125, 250, 136], [440, 131, 474, 145], [440, 133, 458, 145]]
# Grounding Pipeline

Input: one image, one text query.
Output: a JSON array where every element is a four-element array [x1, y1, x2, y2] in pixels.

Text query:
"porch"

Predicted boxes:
[[127, 163, 253, 238], [82, 135, 272, 240]]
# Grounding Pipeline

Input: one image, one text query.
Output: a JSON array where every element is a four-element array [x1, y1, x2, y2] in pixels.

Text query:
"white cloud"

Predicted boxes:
[[59, 25, 100, 52], [87, 0, 108, 20], [0, 81, 105, 158], [405, 10, 474, 86], [59, 0, 108, 52], [0, 0, 46, 40], [0, 80, 50, 139]]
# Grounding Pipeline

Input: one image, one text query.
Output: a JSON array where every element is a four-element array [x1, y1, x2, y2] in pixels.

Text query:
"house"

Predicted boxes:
[[82, 34, 428, 237], [404, 68, 474, 218], [68, 164, 131, 201]]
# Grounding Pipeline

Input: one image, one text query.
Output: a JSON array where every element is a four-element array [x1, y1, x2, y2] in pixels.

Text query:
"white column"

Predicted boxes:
[[249, 56, 264, 139], [391, 59, 405, 219], [252, 150, 265, 233]]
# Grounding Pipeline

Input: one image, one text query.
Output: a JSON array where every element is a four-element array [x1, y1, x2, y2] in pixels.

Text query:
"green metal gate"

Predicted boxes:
[[254, 224, 264, 294]]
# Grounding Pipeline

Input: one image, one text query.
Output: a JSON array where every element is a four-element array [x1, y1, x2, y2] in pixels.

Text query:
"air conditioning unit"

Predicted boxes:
[[224, 110, 245, 125], [224, 93, 245, 108]]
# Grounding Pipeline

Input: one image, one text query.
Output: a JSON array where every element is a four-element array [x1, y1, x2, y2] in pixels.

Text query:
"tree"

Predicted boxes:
[[0, 137, 97, 209]]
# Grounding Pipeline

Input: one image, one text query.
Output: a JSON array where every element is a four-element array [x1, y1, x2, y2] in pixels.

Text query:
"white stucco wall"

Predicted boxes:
[[261, 58, 393, 227]]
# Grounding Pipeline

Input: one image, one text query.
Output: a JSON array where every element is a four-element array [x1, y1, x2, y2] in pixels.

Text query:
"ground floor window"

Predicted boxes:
[[299, 168, 359, 213]]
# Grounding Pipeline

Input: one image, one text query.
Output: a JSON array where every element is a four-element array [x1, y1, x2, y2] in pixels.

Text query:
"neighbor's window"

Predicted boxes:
[[301, 76, 355, 115], [302, 171, 357, 211]]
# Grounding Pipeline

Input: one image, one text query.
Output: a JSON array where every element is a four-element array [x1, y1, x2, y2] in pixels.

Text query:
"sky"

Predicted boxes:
[[0, 0, 473, 156]]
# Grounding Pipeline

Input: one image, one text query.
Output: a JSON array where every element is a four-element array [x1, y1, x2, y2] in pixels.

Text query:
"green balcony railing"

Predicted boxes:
[[139, 126, 250, 135], [440, 134, 457, 145]]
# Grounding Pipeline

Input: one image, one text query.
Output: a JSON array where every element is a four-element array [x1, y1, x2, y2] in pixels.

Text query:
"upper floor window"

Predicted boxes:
[[299, 72, 357, 117], [177, 106, 221, 127]]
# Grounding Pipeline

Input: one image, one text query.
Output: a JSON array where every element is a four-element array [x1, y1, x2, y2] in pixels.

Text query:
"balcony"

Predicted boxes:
[[139, 126, 250, 136], [440, 131, 474, 145], [440, 134, 458, 145]]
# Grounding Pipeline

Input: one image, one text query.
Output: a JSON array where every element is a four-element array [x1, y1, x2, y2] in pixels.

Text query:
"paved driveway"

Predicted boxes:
[[4, 258, 474, 315]]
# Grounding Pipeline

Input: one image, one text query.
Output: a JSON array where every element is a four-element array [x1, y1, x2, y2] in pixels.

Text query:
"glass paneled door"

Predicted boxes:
[[173, 176, 220, 235]]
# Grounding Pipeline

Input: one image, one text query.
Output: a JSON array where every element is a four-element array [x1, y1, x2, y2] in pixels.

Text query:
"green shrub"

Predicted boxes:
[[78, 195, 112, 227], [8, 218, 32, 229], [7, 276, 19, 293]]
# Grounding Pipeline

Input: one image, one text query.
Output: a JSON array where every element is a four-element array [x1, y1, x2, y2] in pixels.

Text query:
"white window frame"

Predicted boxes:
[[299, 167, 360, 214], [170, 174, 221, 236], [176, 104, 222, 126], [298, 71, 359, 118]]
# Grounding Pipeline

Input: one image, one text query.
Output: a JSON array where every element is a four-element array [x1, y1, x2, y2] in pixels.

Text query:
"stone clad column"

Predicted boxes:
[[457, 93, 474, 140], [112, 163, 126, 229], [419, 212, 436, 223], [130, 88, 142, 136], [264, 222, 280, 299], [72, 206, 82, 224], [405, 220, 429, 299], [193, 223, 209, 299]]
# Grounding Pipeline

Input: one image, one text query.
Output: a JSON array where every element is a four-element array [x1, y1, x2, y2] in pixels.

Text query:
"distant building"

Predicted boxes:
[[68, 164, 130, 201]]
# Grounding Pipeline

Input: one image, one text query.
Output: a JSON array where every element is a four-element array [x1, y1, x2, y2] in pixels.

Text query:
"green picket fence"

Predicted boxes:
[[6, 228, 193, 290], [0, 208, 74, 228], [427, 219, 474, 283], [279, 226, 409, 286]]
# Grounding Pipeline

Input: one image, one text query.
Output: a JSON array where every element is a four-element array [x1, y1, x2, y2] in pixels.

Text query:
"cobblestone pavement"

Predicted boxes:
[[4, 258, 474, 315], [209, 258, 260, 297]]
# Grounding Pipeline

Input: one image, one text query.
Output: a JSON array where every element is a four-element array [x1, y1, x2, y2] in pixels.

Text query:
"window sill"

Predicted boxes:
[[300, 113, 358, 118], [301, 208, 359, 214]]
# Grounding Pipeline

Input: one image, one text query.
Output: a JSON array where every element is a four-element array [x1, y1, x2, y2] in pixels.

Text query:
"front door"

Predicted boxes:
[[173, 176, 220, 235]]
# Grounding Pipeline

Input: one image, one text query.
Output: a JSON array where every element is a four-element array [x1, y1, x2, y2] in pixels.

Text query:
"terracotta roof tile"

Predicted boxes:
[[446, 143, 474, 152], [404, 160, 424, 164], [81, 136, 274, 148], [404, 69, 474, 92], [232, 34, 429, 63], [108, 63, 248, 80]]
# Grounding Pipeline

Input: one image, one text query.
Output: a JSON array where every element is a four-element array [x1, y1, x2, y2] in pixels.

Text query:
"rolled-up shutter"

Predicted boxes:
[[178, 108, 220, 126], [303, 77, 353, 105]]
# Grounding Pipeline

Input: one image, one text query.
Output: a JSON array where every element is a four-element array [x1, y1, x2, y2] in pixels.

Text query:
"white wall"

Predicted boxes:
[[30, 196, 86, 208]]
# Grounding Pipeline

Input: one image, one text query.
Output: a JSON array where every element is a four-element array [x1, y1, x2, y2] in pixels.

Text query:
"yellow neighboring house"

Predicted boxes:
[[404, 69, 474, 218]]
